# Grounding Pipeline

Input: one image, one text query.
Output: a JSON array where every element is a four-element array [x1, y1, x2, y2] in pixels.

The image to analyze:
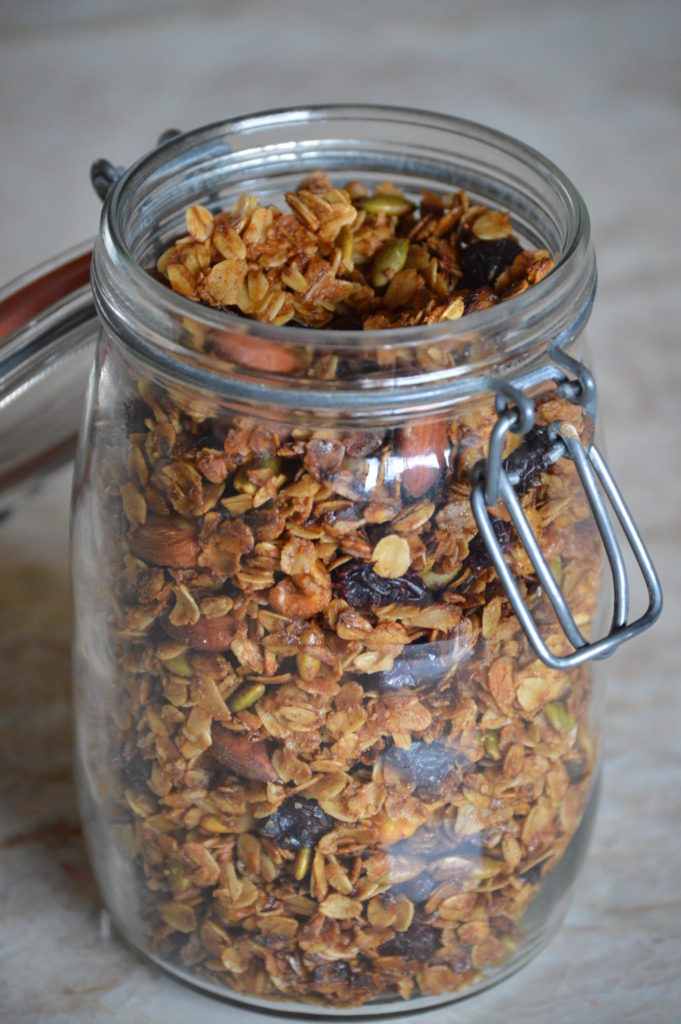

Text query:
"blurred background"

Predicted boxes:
[[0, 2, 679, 1022]]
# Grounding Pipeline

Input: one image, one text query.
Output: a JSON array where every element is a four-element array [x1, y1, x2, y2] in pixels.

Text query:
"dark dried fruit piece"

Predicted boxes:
[[462, 515, 513, 575], [311, 961, 351, 990], [458, 238, 522, 289], [333, 560, 433, 609], [117, 751, 150, 790], [383, 741, 469, 793], [503, 425, 560, 496], [210, 725, 278, 783], [565, 758, 587, 784], [377, 921, 439, 960], [519, 863, 543, 885], [390, 871, 438, 904], [366, 649, 444, 692], [256, 797, 335, 851]]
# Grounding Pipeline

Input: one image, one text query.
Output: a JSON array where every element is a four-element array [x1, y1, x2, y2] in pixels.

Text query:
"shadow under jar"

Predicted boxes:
[[70, 106, 656, 1015]]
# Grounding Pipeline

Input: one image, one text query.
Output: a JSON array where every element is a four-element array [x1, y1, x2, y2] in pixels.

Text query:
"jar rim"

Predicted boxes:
[[93, 104, 596, 416]]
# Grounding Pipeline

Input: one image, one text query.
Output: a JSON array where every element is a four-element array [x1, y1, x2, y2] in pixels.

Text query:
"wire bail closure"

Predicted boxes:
[[470, 340, 662, 669]]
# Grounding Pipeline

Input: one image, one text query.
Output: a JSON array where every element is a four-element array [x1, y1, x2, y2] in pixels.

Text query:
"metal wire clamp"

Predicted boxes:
[[470, 345, 662, 670]]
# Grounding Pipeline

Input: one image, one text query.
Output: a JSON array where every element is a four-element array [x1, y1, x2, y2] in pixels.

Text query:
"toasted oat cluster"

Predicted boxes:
[[156, 172, 553, 329]]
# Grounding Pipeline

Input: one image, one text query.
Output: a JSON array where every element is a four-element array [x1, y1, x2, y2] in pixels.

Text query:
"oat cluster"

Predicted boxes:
[[93, 177, 602, 1010], [157, 172, 553, 330]]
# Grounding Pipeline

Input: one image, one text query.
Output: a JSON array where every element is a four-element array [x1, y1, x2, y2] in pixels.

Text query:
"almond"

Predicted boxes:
[[397, 419, 450, 498], [209, 332, 297, 374], [163, 614, 236, 651], [211, 724, 278, 783], [129, 516, 199, 567]]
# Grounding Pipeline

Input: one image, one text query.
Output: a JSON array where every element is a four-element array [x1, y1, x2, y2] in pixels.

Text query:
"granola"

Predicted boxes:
[[95, 176, 602, 1010], [156, 172, 553, 330]]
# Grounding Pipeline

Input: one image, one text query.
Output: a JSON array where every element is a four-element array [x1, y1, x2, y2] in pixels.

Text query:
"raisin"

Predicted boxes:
[[117, 751, 150, 791], [458, 238, 522, 289], [463, 515, 512, 575], [457, 429, 559, 581], [256, 797, 335, 851], [565, 758, 587, 784], [383, 741, 468, 793], [311, 961, 351, 988], [366, 648, 444, 693], [503, 425, 560, 496], [333, 560, 433, 609], [391, 871, 438, 904], [377, 921, 439, 960], [519, 863, 543, 885]]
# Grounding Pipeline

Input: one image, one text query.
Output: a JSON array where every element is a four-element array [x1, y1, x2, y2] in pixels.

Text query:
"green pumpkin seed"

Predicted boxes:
[[483, 730, 501, 760], [357, 193, 415, 216], [371, 237, 409, 288], [544, 701, 576, 733], [420, 565, 461, 590], [234, 455, 281, 494], [294, 847, 312, 880], [230, 683, 266, 713], [163, 653, 194, 678], [233, 465, 256, 494]]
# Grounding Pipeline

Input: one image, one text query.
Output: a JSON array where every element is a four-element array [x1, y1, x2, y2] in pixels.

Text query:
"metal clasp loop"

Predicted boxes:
[[471, 353, 662, 669], [90, 129, 183, 202]]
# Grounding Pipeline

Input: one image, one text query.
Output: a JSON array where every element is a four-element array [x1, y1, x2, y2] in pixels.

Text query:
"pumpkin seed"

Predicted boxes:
[[230, 683, 266, 713], [357, 193, 415, 216], [371, 237, 409, 288], [544, 701, 576, 733]]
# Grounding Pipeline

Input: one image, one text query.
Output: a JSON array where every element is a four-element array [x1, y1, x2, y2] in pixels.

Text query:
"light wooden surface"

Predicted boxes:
[[1, 2, 679, 1022]]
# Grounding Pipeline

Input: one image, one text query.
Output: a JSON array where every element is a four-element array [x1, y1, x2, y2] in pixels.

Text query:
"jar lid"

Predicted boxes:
[[0, 241, 96, 509]]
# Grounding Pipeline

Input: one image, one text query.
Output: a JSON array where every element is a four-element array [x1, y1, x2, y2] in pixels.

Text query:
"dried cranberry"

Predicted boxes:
[[333, 561, 433, 609], [458, 238, 522, 289], [378, 921, 439, 960], [391, 871, 438, 904], [383, 741, 468, 793], [256, 797, 335, 851]]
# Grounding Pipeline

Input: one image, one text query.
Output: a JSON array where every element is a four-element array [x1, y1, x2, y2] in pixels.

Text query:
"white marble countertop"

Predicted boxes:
[[1, 2, 680, 1022]]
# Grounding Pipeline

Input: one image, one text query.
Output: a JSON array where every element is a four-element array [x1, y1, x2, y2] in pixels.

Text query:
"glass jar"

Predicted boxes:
[[0, 106, 661, 1015]]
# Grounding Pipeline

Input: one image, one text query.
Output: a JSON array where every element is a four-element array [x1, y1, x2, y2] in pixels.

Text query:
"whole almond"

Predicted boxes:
[[209, 332, 297, 374], [211, 724, 278, 783], [397, 419, 450, 498], [129, 516, 199, 567], [163, 614, 236, 651]]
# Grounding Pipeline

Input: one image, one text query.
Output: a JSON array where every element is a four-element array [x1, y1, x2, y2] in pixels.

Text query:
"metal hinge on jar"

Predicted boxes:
[[471, 337, 662, 669]]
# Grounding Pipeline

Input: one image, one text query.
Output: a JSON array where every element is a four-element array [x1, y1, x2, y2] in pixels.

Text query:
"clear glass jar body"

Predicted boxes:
[[72, 107, 604, 1014]]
